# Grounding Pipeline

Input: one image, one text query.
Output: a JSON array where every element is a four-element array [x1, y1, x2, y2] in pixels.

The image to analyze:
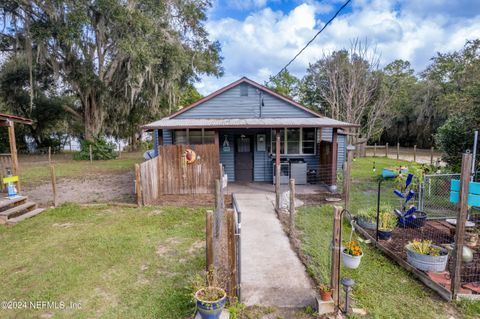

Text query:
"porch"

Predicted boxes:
[[151, 125, 349, 188]]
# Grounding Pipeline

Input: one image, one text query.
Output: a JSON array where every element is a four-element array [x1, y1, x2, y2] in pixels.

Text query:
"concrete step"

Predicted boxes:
[[0, 196, 28, 210], [0, 202, 37, 223], [7, 208, 45, 225]]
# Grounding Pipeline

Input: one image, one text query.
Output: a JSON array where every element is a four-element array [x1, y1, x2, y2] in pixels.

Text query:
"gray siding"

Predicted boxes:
[[175, 83, 315, 119]]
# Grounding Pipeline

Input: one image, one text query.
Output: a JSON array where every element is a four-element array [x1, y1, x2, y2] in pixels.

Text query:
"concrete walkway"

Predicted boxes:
[[236, 192, 317, 308]]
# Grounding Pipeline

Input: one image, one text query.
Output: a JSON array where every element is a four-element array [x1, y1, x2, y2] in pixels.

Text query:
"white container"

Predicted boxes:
[[342, 250, 363, 269]]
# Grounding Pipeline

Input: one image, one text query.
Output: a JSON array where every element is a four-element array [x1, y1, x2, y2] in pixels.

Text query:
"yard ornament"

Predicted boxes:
[[393, 173, 420, 227], [184, 149, 197, 164]]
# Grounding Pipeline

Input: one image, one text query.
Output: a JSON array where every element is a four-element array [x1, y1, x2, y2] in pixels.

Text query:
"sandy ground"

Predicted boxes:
[[24, 172, 136, 206]]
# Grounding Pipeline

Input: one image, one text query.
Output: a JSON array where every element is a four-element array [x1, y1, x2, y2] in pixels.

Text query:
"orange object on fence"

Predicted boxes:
[[184, 148, 197, 164]]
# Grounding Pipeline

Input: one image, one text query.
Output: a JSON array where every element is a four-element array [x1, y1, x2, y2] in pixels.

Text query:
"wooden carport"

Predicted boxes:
[[0, 113, 33, 192]]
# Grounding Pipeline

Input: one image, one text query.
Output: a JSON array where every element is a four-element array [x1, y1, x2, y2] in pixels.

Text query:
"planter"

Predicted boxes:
[[405, 244, 449, 272], [320, 290, 333, 301], [398, 211, 427, 228], [382, 168, 399, 178], [357, 217, 377, 230], [378, 229, 392, 240], [342, 249, 363, 269], [195, 288, 227, 319]]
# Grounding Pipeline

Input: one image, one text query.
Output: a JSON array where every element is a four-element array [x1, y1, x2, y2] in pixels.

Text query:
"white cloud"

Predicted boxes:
[[197, 0, 480, 94]]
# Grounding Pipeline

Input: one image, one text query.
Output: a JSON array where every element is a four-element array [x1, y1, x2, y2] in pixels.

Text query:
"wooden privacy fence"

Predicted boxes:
[[137, 144, 220, 205]]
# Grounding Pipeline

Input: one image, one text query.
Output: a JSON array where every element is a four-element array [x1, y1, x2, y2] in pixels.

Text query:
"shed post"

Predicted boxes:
[[275, 129, 281, 210], [7, 120, 20, 191], [331, 128, 338, 186], [451, 153, 472, 298]]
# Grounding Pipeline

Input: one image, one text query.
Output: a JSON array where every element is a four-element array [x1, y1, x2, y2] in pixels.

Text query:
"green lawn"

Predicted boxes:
[[295, 156, 480, 318], [18, 152, 143, 187], [0, 204, 206, 319]]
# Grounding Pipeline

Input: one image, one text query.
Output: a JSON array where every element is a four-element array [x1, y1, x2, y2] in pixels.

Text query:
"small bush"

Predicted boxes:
[[73, 138, 118, 160]]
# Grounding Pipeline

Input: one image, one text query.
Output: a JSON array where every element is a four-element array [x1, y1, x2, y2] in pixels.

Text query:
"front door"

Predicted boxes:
[[235, 135, 253, 182]]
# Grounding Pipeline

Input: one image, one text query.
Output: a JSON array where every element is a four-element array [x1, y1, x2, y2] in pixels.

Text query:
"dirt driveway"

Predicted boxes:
[[24, 172, 135, 206]]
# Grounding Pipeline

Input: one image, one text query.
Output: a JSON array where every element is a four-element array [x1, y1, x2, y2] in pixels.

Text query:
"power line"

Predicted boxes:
[[267, 0, 352, 84]]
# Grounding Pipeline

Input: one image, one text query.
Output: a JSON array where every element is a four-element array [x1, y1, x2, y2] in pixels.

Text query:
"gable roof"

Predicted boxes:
[[169, 77, 323, 119]]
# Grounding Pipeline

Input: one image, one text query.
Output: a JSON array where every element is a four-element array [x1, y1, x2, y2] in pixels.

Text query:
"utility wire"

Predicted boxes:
[[267, 0, 352, 84]]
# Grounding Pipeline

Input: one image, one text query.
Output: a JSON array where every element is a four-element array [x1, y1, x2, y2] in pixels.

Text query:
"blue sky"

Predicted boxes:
[[196, 0, 480, 94]]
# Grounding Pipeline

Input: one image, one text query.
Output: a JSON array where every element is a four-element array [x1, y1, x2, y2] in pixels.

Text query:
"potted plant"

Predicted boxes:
[[405, 239, 449, 272], [342, 240, 363, 269], [319, 284, 333, 301], [356, 207, 377, 230], [193, 270, 227, 319], [378, 208, 396, 240]]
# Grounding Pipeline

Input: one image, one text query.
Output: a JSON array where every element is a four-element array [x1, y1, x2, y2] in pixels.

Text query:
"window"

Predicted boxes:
[[173, 129, 216, 145], [203, 130, 215, 144], [174, 130, 188, 144], [271, 129, 285, 154], [302, 128, 316, 154], [189, 129, 203, 145], [271, 128, 316, 155]]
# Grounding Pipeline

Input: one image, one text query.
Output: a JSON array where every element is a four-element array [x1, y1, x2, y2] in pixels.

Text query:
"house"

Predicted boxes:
[[142, 77, 357, 188]]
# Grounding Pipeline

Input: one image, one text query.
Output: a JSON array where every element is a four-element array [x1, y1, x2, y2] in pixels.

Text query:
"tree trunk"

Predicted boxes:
[[81, 90, 103, 141]]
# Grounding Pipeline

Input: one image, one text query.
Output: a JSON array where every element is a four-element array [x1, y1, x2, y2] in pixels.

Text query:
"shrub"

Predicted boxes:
[[73, 138, 118, 160], [435, 113, 477, 171]]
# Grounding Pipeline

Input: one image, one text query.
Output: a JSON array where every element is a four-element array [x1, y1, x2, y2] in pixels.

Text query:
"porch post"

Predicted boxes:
[[331, 128, 338, 188], [214, 130, 220, 158], [153, 129, 159, 157], [275, 129, 281, 210], [7, 120, 20, 191]]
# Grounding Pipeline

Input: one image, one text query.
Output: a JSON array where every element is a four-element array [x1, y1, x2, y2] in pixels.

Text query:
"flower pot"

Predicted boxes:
[[195, 288, 227, 319], [342, 249, 363, 269], [357, 217, 377, 230], [405, 244, 449, 272], [378, 229, 392, 240], [320, 290, 332, 301], [398, 211, 427, 228]]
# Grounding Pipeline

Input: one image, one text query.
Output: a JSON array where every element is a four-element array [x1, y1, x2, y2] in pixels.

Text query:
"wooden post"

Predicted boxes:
[[451, 153, 473, 298], [206, 210, 214, 271], [385, 142, 389, 158], [48, 146, 52, 164], [275, 129, 281, 210], [214, 130, 220, 159], [331, 206, 342, 309], [135, 164, 142, 207], [215, 179, 221, 211], [89, 144, 93, 163], [413, 145, 417, 162], [396, 142, 400, 160], [289, 178, 295, 233], [373, 143, 377, 157], [50, 164, 58, 207], [430, 147, 434, 165], [118, 142, 121, 159], [227, 209, 237, 299], [331, 128, 338, 186], [7, 121, 21, 192], [343, 148, 353, 210]]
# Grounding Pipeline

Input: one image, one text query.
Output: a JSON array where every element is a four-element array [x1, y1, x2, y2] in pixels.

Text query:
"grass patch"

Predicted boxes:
[[19, 152, 143, 186], [0, 204, 206, 319]]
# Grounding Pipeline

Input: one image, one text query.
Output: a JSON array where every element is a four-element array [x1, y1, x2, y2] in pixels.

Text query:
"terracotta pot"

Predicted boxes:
[[320, 290, 332, 301]]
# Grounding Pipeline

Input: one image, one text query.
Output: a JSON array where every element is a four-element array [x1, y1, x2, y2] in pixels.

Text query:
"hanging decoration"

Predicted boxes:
[[184, 148, 196, 164]]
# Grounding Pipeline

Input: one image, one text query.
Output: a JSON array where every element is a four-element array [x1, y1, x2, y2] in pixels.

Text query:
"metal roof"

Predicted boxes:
[[143, 117, 359, 130]]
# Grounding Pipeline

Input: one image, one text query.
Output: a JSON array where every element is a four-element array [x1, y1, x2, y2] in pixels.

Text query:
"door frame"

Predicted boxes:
[[234, 134, 254, 182]]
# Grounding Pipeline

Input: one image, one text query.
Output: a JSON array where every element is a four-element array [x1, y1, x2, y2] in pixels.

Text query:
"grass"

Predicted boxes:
[[18, 152, 143, 186], [0, 204, 206, 319], [296, 156, 480, 318]]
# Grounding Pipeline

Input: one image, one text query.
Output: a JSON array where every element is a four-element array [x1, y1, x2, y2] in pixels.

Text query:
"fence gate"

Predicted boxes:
[[420, 174, 460, 219]]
